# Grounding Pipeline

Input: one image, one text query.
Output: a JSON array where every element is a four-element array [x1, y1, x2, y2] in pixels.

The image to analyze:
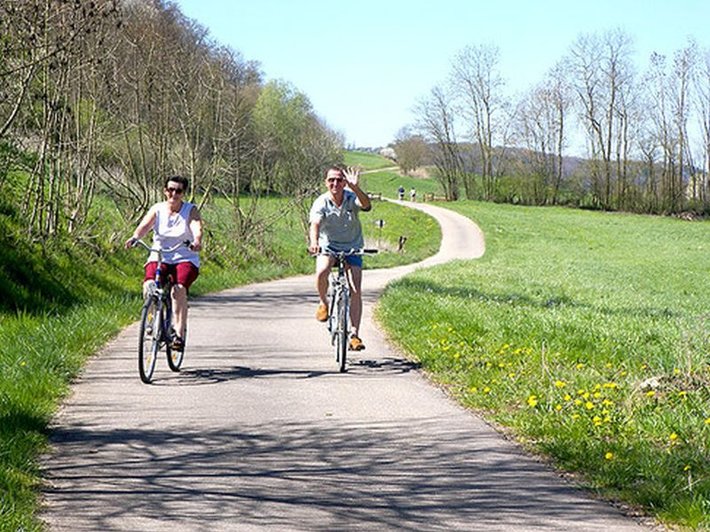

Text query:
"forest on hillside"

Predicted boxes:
[[0, 0, 341, 246]]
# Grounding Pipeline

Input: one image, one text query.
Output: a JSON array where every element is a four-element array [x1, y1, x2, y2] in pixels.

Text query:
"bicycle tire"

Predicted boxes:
[[331, 288, 342, 359], [167, 321, 185, 372], [336, 290, 349, 372], [139, 298, 159, 384]]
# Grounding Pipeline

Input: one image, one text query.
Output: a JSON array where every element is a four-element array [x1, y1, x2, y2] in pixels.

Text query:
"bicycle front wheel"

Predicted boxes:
[[335, 291, 349, 373], [139, 298, 159, 384]]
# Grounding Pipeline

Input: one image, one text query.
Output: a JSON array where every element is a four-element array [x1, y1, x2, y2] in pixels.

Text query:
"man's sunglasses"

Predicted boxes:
[[166, 187, 184, 194]]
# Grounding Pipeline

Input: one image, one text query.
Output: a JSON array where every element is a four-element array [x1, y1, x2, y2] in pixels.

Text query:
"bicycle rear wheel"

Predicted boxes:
[[139, 298, 160, 384], [167, 323, 185, 372], [335, 292, 349, 372]]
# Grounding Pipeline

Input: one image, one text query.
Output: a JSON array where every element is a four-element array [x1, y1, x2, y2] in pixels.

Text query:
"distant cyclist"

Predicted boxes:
[[308, 166, 372, 350], [125, 175, 203, 351]]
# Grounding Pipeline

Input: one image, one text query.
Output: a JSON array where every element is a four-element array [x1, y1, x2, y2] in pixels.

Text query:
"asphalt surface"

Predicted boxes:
[[41, 200, 656, 531]]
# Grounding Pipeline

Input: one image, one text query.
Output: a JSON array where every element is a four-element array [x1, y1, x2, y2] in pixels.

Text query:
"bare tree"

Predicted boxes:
[[415, 85, 463, 200], [567, 29, 635, 209], [513, 62, 573, 205], [693, 43, 710, 206], [671, 42, 696, 209], [451, 44, 506, 200]]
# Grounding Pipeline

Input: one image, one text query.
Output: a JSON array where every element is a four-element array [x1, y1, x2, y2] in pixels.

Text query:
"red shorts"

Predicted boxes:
[[144, 261, 199, 290]]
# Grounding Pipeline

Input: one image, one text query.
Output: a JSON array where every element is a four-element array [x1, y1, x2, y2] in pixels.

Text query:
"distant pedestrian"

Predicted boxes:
[[410, 187, 416, 202], [397, 185, 405, 201]]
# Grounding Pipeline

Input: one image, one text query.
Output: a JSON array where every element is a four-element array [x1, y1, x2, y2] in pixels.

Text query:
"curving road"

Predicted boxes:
[[41, 201, 655, 531]]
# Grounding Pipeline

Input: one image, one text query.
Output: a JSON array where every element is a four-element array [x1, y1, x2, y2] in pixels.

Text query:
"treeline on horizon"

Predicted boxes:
[[393, 30, 710, 215], [0, 0, 342, 250]]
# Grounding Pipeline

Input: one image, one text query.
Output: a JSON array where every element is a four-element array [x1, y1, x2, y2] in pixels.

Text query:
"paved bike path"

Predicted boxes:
[[41, 201, 655, 530]]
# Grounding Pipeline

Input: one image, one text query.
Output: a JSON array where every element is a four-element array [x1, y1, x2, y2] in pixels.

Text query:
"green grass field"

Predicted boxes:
[[343, 149, 396, 170], [376, 201, 710, 529]]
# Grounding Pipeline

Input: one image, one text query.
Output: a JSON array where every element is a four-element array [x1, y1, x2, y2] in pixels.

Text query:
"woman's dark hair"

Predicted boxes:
[[164, 175, 189, 191]]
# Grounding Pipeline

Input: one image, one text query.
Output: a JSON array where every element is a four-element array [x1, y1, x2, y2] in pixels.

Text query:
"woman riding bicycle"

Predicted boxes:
[[124, 176, 203, 351], [308, 166, 371, 351]]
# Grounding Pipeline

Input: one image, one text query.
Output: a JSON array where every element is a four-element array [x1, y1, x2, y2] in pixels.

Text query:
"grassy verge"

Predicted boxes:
[[376, 201, 710, 529], [0, 193, 440, 530], [344, 149, 395, 170]]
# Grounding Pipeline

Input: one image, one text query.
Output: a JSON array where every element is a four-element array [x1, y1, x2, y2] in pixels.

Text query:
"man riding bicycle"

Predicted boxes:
[[308, 166, 372, 351], [124, 175, 203, 351]]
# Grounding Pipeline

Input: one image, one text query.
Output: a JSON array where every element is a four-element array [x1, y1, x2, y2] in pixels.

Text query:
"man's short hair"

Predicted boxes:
[[324, 166, 344, 179]]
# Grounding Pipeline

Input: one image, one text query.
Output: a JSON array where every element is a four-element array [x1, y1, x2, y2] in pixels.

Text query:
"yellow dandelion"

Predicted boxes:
[[469, 387, 478, 394], [677, 391, 687, 398], [602, 399, 614, 407], [605, 452, 614, 460], [571, 413, 581, 420], [603, 382, 618, 389], [527, 395, 539, 407], [576, 363, 585, 369], [669, 432, 679, 442], [673, 368, 681, 375], [684, 465, 691, 472], [645, 390, 656, 398], [705, 418, 710, 425], [585, 401, 595, 410], [555, 404, 562, 411], [564, 394, 572, 401], [555, 380, 567, 388], [605, 362, 613, 369], [483, 386, 491, 394]]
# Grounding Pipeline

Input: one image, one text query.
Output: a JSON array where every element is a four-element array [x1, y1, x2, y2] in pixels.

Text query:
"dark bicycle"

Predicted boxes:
[[319, 247, 377, 372], [130, 239, 190, 383]]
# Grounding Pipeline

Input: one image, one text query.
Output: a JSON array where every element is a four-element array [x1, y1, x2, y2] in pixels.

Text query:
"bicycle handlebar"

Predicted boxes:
[[311, 247, 378, 257], [130, 239, 192, 254]]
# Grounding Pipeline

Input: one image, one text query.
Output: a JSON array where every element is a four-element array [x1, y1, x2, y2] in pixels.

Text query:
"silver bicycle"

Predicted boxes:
[[320, 247, 377, 372]]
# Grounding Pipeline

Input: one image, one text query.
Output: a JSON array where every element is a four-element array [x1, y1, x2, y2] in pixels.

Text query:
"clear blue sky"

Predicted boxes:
[[174, 0, 710, 148]]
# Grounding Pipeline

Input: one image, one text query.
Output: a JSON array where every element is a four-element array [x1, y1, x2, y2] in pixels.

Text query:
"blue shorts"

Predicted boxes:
[[344, 254, 363, 268]]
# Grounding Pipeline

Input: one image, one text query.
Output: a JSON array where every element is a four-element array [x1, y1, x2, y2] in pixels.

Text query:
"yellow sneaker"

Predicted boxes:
[[349, 335, 365, 351], [315, 303, 328, 322]]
